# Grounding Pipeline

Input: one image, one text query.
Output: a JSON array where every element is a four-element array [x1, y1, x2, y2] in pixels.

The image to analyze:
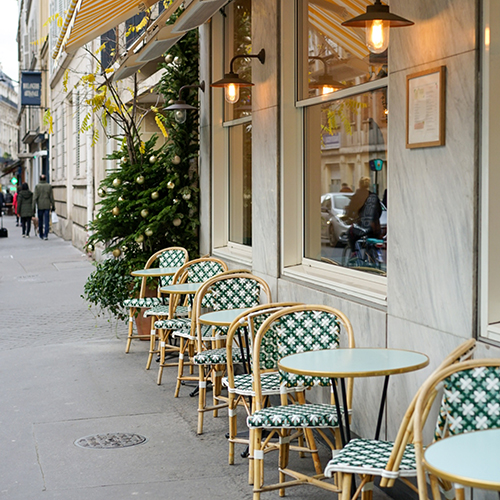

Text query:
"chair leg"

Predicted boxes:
[[341, 473, 353, 500], [174, 336, 187, 396], [145, 316, 157, 370], [360, 477, 374, 500], [197, 365, 207, 434], [253, 428, 263, 500], [228, 392, 236, 465], [125, 308, 135, 353], [279, 430, 290, 497], [157, 329, 166, 385]]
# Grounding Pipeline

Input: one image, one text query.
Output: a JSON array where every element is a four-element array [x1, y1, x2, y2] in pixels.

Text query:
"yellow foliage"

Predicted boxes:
[[43, 109, 53, 135], [57, 16, 63, 27], [155, 115, 168, 138], [136, 16, 149, 31], [91, 128, 99, 147], [139, 142, 146, 154], [63, 69, 69, 92], [151, 106, 158, 113], [95, 43, 106, 55], [105, 68, 114, 74]]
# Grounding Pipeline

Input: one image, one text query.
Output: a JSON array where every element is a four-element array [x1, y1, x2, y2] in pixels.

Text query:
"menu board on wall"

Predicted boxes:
[[406, 66, 446, 149]]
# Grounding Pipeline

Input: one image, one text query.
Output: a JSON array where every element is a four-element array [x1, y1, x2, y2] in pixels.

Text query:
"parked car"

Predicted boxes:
[[321, 192, 387, 247]]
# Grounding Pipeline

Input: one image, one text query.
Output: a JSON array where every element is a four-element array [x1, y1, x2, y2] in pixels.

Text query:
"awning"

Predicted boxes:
[[308, 0, 370, 60], [53, 0, 160, 60]]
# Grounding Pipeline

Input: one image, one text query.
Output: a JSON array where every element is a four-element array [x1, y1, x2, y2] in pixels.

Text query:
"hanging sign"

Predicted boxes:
[[21, 72, 42, 106]]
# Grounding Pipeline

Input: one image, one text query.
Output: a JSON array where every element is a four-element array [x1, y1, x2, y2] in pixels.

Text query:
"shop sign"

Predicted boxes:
[[21, 72, 42, 106]]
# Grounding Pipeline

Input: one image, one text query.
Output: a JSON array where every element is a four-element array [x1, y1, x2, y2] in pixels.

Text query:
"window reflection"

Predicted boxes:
[[304, 89, 387, 274], [299, 0, 388, 100]]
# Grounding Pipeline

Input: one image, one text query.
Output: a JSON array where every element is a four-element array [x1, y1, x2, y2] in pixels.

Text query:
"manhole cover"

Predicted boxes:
[[74, 433, 147, 449]]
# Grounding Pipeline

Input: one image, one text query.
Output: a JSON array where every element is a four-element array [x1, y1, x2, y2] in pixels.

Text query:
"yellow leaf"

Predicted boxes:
[[57, 16, 63, 27], [139, 142, 146, 154], [136, 16, 149, 31], [95, 43, 106, 55], [105, 68, 114, 74], [155, 115, 168, 138], [151, 106, 158, 113]]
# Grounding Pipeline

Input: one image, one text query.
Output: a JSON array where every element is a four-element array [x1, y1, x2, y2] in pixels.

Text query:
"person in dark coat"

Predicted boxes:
[[33, 174, 54, 240], [17, 183, 34, 237]]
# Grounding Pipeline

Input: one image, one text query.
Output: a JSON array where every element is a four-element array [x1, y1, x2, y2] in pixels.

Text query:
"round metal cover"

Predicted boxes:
[[75, 433, 147, 449]]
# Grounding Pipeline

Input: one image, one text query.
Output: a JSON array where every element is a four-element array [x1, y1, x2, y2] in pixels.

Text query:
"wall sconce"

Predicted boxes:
[[211, 49, 265, 104], [309, 56, 347, 95], [163, 82, 205, 124], [342, 0, 413, 54]]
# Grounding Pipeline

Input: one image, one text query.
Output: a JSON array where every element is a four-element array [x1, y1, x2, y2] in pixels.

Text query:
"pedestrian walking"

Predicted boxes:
[[13, 188, 19, 226], [32, 174, 55, 240], [17, 183, 34, 237]]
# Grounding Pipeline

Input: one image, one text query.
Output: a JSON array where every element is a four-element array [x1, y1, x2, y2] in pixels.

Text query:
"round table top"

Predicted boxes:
[[424, 429, 500, 490], [277, 348, 429, 378], [199, 308, 250, 327], [160, 283, 202, 294], [131, 267, 180, 277]]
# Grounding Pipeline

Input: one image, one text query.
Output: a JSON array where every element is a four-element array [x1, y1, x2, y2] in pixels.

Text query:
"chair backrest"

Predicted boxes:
[[192, 273, 272, 346], [252, 304, 355, 408], [413, 356, 499, 499], [379, 339, 476, 487], [225, 303, 301, 389]]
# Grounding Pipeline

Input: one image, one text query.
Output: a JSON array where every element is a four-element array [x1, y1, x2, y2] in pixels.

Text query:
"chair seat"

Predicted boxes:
[[193, 347, 244, 366], [247, 403, 343, 429], [123, 297, 164, 308], [154, 317, 191, 334], [324, 438, 417, 479], [223, 372, 284, 396], [144, 305, 189, 318]]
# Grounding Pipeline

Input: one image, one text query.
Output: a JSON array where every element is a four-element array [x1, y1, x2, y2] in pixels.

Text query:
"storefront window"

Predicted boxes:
[[304, 88, 388, 275], [229, 123, 252, 245], [298, 0, 387, 101]]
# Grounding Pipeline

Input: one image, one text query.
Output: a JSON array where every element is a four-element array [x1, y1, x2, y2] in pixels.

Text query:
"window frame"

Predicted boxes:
[[280, 0, 388, 306]]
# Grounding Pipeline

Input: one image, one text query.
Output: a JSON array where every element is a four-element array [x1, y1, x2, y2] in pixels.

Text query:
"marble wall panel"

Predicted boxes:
[[252, 105, 280, 278], [252, 0, 278, 112], [388, 50, 477, 338], [390, 0, 477, 73], [277, 278, 388, 436]]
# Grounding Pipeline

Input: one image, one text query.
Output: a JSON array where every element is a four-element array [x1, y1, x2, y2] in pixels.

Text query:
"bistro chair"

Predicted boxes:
[[192, 272, 273, 435], [123, 247, 188, 354], [414, 357, 500, 500], [323, 338, 476, 500], [144, 257, 227, 374], [248, 304, 355, 499], [223, 302, 301, 469]]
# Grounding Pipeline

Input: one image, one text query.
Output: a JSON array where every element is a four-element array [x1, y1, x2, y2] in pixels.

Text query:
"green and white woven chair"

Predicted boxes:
[[323, 339, 475, 500], [191, 273, 273, 435], [223, 302, 301, 469], [123, 247, 188, 355], [414, 357, 500, 500], [247, 304, 355, 499], [150, 257, 227, 382]]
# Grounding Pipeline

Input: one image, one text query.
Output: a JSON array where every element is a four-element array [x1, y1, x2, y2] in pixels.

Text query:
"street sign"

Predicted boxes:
[[21, 72, 42, 106], [369, 158, 384, 171]]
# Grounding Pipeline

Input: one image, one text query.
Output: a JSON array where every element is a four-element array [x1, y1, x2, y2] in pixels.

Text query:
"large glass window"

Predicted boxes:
[[304, 88, 387, 274], [298, 0, 387, 100]]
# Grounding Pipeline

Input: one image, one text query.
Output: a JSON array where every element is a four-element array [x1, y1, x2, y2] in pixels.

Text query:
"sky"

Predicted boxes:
[[0, 0, 19, 80]]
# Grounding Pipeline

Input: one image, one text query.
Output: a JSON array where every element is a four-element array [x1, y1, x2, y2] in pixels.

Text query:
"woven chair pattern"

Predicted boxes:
[[209, 278, 261, 311], [187, 261, 226, 284], [435, 366, 500, 439], [277, 310, 341, 388], [123, 297, 164, 308], [158, 249, 187, 287]]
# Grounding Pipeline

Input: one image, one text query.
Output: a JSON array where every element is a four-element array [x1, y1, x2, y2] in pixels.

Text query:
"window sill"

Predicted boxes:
[[482, 324, 500, 344], [213, 244, 252, 267], [282, 263, 387, 310]]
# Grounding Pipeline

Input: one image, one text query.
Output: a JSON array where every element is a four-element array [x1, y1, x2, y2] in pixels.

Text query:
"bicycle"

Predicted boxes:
[[341, 226, 386, 275]]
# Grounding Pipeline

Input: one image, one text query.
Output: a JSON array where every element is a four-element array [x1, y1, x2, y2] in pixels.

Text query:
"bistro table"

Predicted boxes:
[[131, 266, 181, 278], [278, 348, 429, 446], [424, 429, 500, 493]]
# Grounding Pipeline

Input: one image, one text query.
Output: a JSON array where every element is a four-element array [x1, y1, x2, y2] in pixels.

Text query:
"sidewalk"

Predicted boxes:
[[0, 215, 393, 500]]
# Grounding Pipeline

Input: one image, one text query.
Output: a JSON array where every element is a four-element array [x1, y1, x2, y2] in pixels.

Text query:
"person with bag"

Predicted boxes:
[[17, 183, 34, 238], [13, 189, 19, 226], [32, 174, 55, 240]]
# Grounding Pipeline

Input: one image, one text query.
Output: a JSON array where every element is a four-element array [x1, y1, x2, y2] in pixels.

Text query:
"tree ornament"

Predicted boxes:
[[113, 178, 121, 187], [112, 248, 121, 257], [167, 181, 175, 189], [151, 191, 160, 200], [173, 56, 179, 64], [112, 206, 120, 216], [173, 218, 182, 227], [173, 198, 179, 204], [98, 187, 106, 197], [145, 227, 154, 237], [136, 175, 145, 184], [172, 155, 181, 165], [182, 192, 191, 201], [135, 234, 144, 243], [87, 243, 94, 252], [168, 99, 175, 105], [149, 155, 157, 164], [165, 54, 173, 64], [118, 196, 124, 202], [140, 209, 149, 218]]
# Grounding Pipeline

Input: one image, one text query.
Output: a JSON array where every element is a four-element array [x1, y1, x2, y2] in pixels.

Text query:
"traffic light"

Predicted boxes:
[[10, 177, 18, 185]]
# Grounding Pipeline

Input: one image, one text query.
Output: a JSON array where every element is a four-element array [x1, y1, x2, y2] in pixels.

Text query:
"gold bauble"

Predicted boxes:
[[151, 191, 160, 200], [164, 54, 173, 64], [149, 155, 156, 164], [118, 196, 124, 202], [172, 155, 181, 165], [98, 188, 106, 197], [173, 218, 181, 227], [112, 178, 121, 187], [112, 206, 120, 216], [87, 243, 94, 252], [167, 181, 175, 189], [136, 175, 145, 184], [112, 248, 121, 257], [145, 228, 154, 237], [135, 234, 144, 243], [140, 209, 149, 218], [182, 192, 191, 201]]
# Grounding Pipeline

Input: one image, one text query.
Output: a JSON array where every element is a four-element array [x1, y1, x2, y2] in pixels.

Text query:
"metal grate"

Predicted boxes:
[[74, 433, 147, 449]]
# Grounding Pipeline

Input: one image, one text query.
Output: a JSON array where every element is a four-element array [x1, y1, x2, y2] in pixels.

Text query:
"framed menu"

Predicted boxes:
[[406, 66, 446, 148]]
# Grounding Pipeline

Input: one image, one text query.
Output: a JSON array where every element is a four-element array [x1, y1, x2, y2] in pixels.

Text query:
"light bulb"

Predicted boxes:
[[224, 83, 239, 104], [174, 109, 187, 124], [366, 19, 389, 54], [321, 86, 335, 95]]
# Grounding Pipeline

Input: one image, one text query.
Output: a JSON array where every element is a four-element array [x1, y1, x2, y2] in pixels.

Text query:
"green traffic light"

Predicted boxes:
[[10, 177, 18, 185]]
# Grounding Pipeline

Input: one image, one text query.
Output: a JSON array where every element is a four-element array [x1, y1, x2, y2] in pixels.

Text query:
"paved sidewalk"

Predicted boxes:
[[0, 215, 393, 500]]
